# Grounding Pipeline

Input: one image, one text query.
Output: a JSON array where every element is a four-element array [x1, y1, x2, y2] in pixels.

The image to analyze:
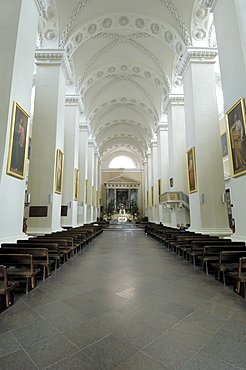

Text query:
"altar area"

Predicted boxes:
[[112, 207, 132, 222]]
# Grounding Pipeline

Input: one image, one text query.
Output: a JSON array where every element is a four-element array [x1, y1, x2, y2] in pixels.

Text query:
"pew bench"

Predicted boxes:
[[228, 257, 246, 297], [0, 265, 19, 309], [197, 244, 246, 274], [17, 240, 61, 269], [211, 251, 246, 285], [1, 245, 53, 279], [0, 254, 41, 293]]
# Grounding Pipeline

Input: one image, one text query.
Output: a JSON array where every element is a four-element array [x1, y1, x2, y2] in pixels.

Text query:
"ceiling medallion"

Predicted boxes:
[[150, 23, 160, 35], [119, 16, 129, 26], [102, 17, 112, 28], [175, 42, 183, 54], [144, 71, 151, 78], [88, 23, 97, 35], [44, 29, 57, 41], [164, 31, 174, 43], [74, 33, 83, 44], [108, 67, 115, 73], [120, 65, 128, 71], [135, 18, 145, 29], [133, 67, 140, 73], [97, 71, 103, 78]]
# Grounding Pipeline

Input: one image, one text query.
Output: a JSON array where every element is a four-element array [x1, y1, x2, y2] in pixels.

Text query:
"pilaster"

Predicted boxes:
[[180, 47, 231, 236]]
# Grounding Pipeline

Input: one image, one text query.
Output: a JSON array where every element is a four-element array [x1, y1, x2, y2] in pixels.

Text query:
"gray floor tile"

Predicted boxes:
[[25, 333, 79, 368], [115, 350, 169, 369], [83, 334, 138, 370], [182, 351, 242, 370], [0, 349, 37, 370], [45, 350, 102, 369], [142, 333, 198, 368]]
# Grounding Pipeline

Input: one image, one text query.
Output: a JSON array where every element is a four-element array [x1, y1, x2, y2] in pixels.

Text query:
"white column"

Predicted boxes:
[[0, 0, 39, 242], [150, 139, 159, 222], [61, 95, 81, 228], [156, 121, 171, 225], [165, 95, 190, 227], [88, 140, 95, 223], [213, 0, 246, 240], [94, 151, 99, 221], [78, 123, 89, 225], [179, 47, 231, 236], [142, 159, 148, 219], [146, 151, 152, 221], [27, 50, 67, 234]]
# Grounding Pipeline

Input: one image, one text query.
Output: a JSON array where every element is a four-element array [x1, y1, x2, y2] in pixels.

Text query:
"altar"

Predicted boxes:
[[113, 207, 131, 222]]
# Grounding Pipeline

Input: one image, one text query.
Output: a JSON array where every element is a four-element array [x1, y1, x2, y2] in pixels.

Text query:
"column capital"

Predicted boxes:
[[88, 139, 97, 149], [65, 95, 84, 113], [156, 122, 168, 132], [163, 94, 184, 114], [35, 49, 73, 85], [79, 122, 91, 134], [177, 47, 218, 77]]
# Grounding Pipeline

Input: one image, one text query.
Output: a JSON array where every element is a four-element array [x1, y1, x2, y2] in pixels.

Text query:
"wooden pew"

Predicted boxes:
[[17, 240, 61, 269], [0, 265, 19, 309], [211, 251, 246, 285], [228, 257, 246, 297], [171, 234, 217, 254], [0, 254, 41, 293], [1, 244, 53, 279], [197, 244, 246, 273], [35, 237, 72, 261]]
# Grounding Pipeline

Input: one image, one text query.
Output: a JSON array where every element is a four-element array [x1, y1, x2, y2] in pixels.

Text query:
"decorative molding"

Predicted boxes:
[[156, 122, 168, 132], [59, 0, 91, 48], [160, 0, 192, 46], [177, 47, 217, 77], [65, 95, 84, 113], [65, 13, 185, 60], [35, 49, 73, 85], [201, 0, 218, 9], [163, 94, 184, 113]]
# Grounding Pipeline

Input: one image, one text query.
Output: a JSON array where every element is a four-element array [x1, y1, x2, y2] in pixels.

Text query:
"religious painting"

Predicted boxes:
[[221, 132, 228, 158], [54, 149, 64, 194], [7, 101, 30, 179], [226, 98, 246, 178], [85, 179, 88, 204], [74, 168, 79, 201], [186, 147, 197, 194]]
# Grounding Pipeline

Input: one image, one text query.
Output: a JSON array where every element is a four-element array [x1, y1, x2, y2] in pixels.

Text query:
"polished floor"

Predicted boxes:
[[1, 228, 246, 369]]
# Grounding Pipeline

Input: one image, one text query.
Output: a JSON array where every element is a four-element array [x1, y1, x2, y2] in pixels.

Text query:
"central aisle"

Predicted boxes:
[[1, 230, 246, 369]]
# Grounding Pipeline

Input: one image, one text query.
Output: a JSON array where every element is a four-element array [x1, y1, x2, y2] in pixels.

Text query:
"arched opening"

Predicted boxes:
[[109, 156, 136, 169]]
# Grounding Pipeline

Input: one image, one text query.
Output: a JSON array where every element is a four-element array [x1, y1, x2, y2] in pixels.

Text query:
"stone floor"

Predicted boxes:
[[1, 229, 246, 369]]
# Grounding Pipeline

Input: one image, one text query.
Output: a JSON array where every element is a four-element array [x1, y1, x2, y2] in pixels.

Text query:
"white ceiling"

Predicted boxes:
[[37, 0, 215, 167]]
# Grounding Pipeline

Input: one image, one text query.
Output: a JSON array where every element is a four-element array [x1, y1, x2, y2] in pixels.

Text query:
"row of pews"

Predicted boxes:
[[145, 223, 246, 299], [0, 224, 103, 311]]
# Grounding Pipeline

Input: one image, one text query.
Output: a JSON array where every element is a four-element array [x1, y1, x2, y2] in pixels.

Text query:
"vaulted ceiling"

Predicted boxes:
[[37, 0, 215, 167]]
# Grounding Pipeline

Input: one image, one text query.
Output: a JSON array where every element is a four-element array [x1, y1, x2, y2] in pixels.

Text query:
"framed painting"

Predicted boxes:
[[74, 168, 79, 201], [221, 132, 228, 158], [226, 98, 246, 177], [54, 149, 64, 194], [186, 147, 197, 193], [7, 101, 30, 179]]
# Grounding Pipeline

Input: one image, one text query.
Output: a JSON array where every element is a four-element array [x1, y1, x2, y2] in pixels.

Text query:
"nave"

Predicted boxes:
[[0, 229, 246, 369]]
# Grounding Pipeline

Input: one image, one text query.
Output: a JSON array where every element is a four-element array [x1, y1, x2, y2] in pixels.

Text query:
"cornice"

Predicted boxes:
[[79, 122, 91, 134], [163, 94, 184, 114], [35, 49, 73, 85], [177, 47, 218, 77], [156, 122, 168, 132], [65, 95, 84, 113]]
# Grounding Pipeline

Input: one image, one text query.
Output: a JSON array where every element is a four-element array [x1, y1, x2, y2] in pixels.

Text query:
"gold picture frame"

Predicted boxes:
[[226, 98, 246, 178], [54, 149, 64, 194], [7, 101, 30, 179], [221, 132, 228, 158], [186, 147, 197, 193], [74, 168, 79, 201]]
